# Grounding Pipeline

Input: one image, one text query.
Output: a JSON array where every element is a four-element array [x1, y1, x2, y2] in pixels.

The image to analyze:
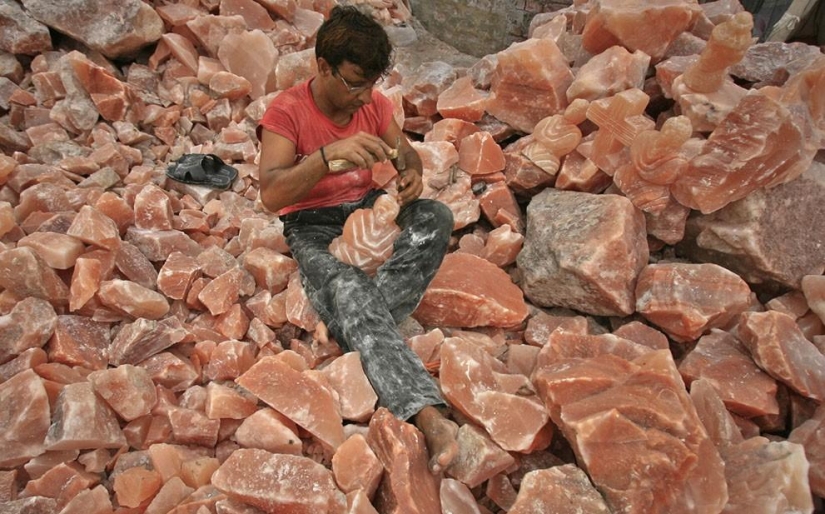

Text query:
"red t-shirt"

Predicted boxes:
[[258, 79, 394, 215]]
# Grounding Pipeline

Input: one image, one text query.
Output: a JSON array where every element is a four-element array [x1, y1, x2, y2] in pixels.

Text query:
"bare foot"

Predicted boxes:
[[414, 405, 459, 474]]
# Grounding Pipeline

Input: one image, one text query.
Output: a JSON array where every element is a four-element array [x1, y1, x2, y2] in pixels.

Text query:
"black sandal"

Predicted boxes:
[[166, 153, 238, 190]]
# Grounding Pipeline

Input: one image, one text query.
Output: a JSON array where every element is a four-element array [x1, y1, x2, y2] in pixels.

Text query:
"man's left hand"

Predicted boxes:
[[397, 168, 423, 206]]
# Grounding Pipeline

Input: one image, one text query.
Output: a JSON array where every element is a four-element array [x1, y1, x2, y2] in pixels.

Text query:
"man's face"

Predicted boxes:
[[329, 61, 381, 111]]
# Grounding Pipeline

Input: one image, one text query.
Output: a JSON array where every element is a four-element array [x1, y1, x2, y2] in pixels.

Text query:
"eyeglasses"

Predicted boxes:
[[332, 67, 383, 95]]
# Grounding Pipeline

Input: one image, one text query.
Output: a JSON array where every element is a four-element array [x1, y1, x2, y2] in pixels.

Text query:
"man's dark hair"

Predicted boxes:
[[315, 5, 393, 79]]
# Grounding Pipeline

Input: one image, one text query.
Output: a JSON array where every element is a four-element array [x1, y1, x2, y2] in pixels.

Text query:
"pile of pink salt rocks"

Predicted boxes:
[[1, 0, 824, 512]]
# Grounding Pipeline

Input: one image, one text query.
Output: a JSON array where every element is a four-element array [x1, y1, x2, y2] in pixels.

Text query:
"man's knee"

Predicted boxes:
[[404, 199, 453, 234]]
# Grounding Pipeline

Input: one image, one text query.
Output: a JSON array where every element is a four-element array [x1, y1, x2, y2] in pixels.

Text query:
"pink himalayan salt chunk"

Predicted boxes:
[[168, 406, 220, 447], [215, 303, 251, 341], [209, 71, 252, 100], [347, 489, 380, 514], [330, 194, 401, 277], [679, 329, 779, 418], [236, 356, 345, 450], [47, 315, 109, 371], [612, 321, 669, 351], [0, 247, 70, 306], [212, 448, 346, 512], [445, 423, 516, 489], [203, 339, 257, 381], [0, 202, 15, 239], [567, 47, 650, 102], [524, 312, 589, 347], [582, 0, 702, 61], [533, 350, 728, 514], [143, 476, 195, 514], [186, 14, 247, 58], [97, 279, 170, 320], [275, 48, 317, 91], [256, 0, 296, 22], [114, 466, 163, 508], [66, 205, 121, 251], [197, 245, 239, 278], [155, 33, 198, 74], [113, 246, 160, 293], [158, 251, 202, 300], [440, 478, 482, 514], [802, 274, 825, 324], [15, 184, 73, 225], [478, 180, 523, 233], [17, 232, 85, 270], [139, 352, 198, 392], [635, 262, 753, 342], [87, 365, 158, 422], [437, 76, 489, 122], [205, 381, 258, 420], [69, 257, 102, 312], [320, 352, 377, 423], [486, 474, 518, 512], [199, 267, 245, 316], [722, 437, 814, 513], [0, 498, 60, 512], [0, 348, 48, 383], [0, 369, 51, 468], [509, 465, 610, 514], [766, 290, 810, 319], [44, 381, 127, 451], [424, 118, 481, 150], [459, 131, 506, 176], [487, 38, 574, 133], [415, 253, 528, 328], [293, 7, 324, 38], [22, 461, 101, 507], [439, 337, 550, 452], [0, 297, 57, 364], [517, 189, 648, 316], [402, 61, 457, 118], [739, 311, 825, 401], [0, 470, 15, 501], [285, 272, 322, 331], [644, 195, 691, 245], [217, 29, 277, 100], [506, 344, 540, 377], [60, 485, 113, 514], [134, 183, 174, 231], [181, 457, 221, 489], [555, 151, 613, 193], [535, 331, 653, 373], [109, 317, 187, 366], [367, 407, 441, 514], [233, 408, 303, 456], [788, 404, 825, 498], [689, 378, 745, 448], [22, 449, 80, 481], [242, 247, 296, 294], [332, 433, 383, 497], [672, 91, 817, 214], [125, 227, 201, 261], [220, 0, 276, 30]]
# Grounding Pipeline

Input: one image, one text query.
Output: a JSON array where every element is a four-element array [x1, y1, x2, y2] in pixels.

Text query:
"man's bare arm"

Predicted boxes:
[[259, 129, 396, 213], [381, 119, 423, 206]]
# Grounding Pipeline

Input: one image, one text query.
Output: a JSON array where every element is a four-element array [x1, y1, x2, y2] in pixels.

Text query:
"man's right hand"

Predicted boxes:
[[323, 132, 395, 172]]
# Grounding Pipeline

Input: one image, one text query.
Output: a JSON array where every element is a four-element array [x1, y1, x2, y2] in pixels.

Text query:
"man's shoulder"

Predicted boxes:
[[269, 81, 311, 111]]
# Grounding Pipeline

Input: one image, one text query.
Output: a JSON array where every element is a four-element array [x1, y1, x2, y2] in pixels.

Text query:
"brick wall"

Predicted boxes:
[[409, 0, 573, 57]]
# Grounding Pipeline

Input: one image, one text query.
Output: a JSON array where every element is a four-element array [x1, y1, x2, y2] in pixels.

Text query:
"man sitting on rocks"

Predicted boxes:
[[257, 5, 458, 472]]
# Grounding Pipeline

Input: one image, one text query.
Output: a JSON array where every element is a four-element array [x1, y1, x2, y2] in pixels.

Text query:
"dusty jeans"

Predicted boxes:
[[282, 190, 454, 421]]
